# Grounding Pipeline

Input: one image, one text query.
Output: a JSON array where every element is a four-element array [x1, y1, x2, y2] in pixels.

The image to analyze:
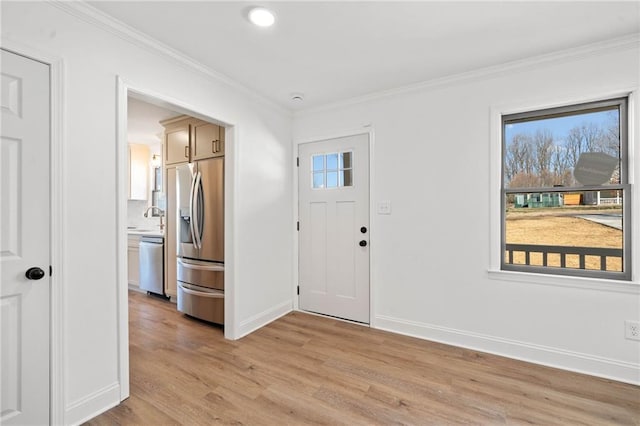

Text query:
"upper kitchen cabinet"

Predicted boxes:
[[162, 116, 190, 165], [128, 143, 150, 200], [192, 120, 224, 161], [161, 115, 224, 165]]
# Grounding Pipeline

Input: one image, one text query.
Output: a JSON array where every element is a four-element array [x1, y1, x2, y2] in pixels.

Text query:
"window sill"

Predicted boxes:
[[487, 269, 639, 294]]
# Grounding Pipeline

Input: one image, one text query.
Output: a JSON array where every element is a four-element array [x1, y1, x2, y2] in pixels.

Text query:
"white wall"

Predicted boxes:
[[2, 2, 293, 424], [294, 40, 640, 384]]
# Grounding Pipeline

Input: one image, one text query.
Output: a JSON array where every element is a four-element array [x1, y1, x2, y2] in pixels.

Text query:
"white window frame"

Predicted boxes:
[[489, 91, 639, 290]]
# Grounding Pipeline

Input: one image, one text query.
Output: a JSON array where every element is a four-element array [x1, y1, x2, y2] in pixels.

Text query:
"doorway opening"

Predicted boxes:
[[117, 83, 237, 402]]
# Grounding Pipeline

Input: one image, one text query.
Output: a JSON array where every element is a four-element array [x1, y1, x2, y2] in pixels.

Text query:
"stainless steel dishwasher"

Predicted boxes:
[[139, 235, 165, 297]]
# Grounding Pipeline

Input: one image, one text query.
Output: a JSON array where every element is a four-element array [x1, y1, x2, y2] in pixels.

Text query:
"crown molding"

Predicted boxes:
[[296, 33, 640, 117], [44, 1, 640, 119], [48, 0, 292, 118]]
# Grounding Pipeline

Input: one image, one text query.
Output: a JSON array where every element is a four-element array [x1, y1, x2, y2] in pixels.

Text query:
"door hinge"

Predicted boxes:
[[49, 265, 53, 276], [296, 157, 299, 167], [297, 285, 300, 295], [297, 221, 299, 231]]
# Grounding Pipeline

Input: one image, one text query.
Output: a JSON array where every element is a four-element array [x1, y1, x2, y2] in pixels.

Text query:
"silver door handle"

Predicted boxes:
[[189, 170, 198, 249], [192, 171, 203, 250]]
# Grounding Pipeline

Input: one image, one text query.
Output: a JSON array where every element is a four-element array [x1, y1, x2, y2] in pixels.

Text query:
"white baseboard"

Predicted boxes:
[[65, 382, 121, 426], [127, 284, 145, 294], [236, 299, 292, 339], [375, 315, 640, 386]]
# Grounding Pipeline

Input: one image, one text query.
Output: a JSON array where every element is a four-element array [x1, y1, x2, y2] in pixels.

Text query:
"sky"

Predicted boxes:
[[505, 108, 618, 146]]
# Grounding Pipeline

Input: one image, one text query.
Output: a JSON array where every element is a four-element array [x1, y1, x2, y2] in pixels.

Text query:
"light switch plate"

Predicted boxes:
[[377, 201, 391, 215]]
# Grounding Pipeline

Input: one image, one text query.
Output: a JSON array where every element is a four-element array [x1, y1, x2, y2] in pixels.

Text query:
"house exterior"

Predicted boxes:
[[1, 2, 638, 424]]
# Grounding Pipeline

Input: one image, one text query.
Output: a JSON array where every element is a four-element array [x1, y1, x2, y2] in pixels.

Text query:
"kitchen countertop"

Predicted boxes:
[[127, 227, 164, 237]]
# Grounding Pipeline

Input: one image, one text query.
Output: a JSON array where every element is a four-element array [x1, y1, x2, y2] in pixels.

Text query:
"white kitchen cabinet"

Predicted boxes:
[[127, 234, 141, 286], [128, 143, 150, 200]]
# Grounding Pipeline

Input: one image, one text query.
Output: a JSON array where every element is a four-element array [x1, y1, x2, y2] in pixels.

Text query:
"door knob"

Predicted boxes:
[[359, 240, 367, 247], [25, 267, 45, 280]]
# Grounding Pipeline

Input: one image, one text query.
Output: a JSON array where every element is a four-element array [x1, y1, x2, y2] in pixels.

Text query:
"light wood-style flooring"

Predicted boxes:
[[86, 291, 640, 425]]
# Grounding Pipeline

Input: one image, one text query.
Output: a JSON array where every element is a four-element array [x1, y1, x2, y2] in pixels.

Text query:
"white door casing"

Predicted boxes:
[[298, 133, 370, 323], [0, 49, 51, 425]]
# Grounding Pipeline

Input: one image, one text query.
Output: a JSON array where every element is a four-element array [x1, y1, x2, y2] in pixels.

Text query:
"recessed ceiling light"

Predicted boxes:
[[248, 7, 275, 27]]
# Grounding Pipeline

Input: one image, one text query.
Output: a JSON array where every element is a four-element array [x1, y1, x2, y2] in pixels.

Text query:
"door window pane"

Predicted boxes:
[[310, 151, 354, 189], [313, 155, 324, 172], [326, 153, 338, 170], [327, 171, 338, 188], [313, 172, 324, 188], [340, 169, 353, 187], [340, 152, 352, 169]]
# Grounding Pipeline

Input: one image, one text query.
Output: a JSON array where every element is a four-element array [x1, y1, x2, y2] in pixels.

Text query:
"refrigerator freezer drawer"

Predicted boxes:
[[177, 258, 224, 291], [177, 282, 224, 325]]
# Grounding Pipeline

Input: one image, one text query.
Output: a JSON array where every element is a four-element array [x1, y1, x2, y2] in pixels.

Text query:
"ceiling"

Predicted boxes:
[[91, 1, 640, 111], [127, 96, 180, 146]]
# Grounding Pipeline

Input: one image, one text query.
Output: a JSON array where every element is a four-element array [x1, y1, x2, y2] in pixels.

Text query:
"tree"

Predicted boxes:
[[581, 122, 605, 152], [565, 126, 583, 170], [551, 145, 570, 186], [603, 111, 620, 156], [505, 133, 533, 185], [533, 129, 553, 180]]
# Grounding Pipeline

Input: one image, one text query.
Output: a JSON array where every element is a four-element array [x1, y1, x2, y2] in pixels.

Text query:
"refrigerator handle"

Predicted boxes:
[[188, 168, 198, 250], [197, 172, 205, 247], [178, 282, 223, 298], [177, 258, 224, 272], [193, 171, 203, 250]]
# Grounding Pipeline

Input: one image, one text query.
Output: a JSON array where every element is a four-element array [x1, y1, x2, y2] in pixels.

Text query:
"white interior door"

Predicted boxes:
[[298, 133, 370, 323], [1, 49, 51, 425]]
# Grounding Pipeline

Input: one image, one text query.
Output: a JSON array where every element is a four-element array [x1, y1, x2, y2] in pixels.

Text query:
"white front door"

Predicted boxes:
[[1, 49, 51, 425], [298, 133, 370, 323]]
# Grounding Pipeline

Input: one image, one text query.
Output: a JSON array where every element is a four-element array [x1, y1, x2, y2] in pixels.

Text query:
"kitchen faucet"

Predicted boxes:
[[144, 206, 165, 232]]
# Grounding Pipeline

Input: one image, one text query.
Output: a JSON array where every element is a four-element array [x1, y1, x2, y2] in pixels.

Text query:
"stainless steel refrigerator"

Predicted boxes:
[[176, 157, 224, 324]]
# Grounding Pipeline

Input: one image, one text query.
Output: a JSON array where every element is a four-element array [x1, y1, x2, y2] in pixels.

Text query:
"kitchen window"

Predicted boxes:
[[501, 97, 631, 280]]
